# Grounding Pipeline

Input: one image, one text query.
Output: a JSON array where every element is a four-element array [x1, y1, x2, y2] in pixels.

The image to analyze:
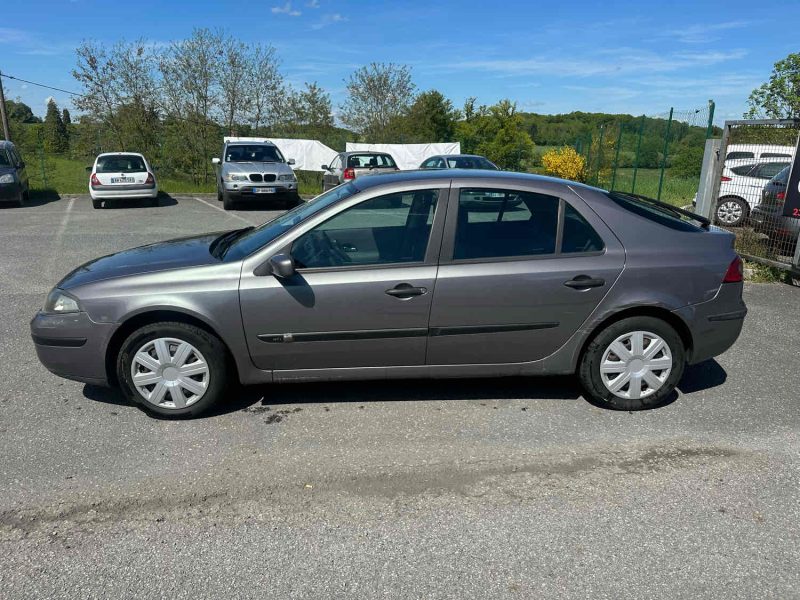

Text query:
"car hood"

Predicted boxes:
[[224, 162, 294, 175], [57, 231, 227, 290]]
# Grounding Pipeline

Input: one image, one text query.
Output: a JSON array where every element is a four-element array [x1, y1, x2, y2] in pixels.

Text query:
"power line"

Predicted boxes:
[[0, 73, 83, 97]]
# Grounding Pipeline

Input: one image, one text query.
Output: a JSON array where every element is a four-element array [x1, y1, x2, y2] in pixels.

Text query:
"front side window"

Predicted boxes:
[[292, 189, 439, 268], [225, 145, 284, 163], [96, 155, 147, 173], [329, 155, 342, 171], [454, 189, 559, 260]]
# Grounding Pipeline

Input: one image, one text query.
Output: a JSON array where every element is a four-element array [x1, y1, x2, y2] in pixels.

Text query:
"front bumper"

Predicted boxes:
[[0, 181, 22, 202], [30, 311, 116, 386], [223, 180, 297, 198], [673, 282, 747, 365], [90, 183, 158, 200]]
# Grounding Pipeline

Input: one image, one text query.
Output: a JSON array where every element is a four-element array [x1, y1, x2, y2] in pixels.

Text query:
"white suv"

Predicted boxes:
[[716, 159, 791, 226]]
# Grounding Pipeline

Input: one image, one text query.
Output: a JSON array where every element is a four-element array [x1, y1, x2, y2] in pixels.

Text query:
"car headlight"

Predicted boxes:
[[226, 173, 248, 182], [278, 174, 297, 182], [44, 289, 81, 314], [0, 174, 14, 184]]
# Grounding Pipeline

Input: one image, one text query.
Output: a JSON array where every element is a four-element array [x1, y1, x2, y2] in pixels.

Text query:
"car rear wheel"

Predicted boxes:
[[92, 199, 102, 209], [716, 197, 747, 227], [578, 316, 685, 410], [117, 322, 229, 418]]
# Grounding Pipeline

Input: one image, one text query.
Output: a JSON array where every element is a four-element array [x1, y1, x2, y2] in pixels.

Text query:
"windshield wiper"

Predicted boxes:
[[210, 226, 254, 259]]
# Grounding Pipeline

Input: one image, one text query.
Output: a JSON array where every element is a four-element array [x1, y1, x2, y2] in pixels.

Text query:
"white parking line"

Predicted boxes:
[[192, 196, 254, 226], [47, 197, 76, 278]]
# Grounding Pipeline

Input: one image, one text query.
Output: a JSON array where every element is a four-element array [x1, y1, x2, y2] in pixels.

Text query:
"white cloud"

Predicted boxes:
[[272, 2, 301, 16], [306, 0, 320, 7], [311, 13, 347, 30], [664, 21, 749, 44]]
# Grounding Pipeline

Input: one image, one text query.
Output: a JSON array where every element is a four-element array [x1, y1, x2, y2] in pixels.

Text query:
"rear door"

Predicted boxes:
[[427, 184, 625, 365], [239, 185, 448, 371]]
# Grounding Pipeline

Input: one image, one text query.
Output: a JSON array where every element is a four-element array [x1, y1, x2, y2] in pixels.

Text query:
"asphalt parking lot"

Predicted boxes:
[[1, 194, 799, 599]]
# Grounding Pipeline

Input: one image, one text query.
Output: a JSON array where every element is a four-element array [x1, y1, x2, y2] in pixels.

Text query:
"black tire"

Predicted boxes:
[[222, 192, 236, 210], [117, 321, 230, 418], [15, 190, 25, 207], [92, 198, 102, 209], [716, 197, 748, 227], [578, 316, 685, 411]]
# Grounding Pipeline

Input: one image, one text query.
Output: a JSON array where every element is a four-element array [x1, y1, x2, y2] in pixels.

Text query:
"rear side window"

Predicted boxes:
[[729, 164, 755, 176], [754, 163, 790, 180], [561, 204, 604, 253], [605, 192, 703, 232], [454, 189, 559, 260], [727, 151, 754, 160], [97, 155, 147, 173], [348, 154, 396, 168]]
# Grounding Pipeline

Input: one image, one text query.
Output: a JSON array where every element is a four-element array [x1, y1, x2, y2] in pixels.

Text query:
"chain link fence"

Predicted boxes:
[[703, 119, 800, 271], [574, 102, 716, 207]]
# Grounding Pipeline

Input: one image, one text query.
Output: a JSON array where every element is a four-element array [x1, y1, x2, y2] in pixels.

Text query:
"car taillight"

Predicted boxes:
[[776, 191, 785, 202], [720, 176, 732, 182], [343, 167, 355, 180], [723, 256, 743, 283], [145, 172, 155, 185], [90, 173, 101, 187]]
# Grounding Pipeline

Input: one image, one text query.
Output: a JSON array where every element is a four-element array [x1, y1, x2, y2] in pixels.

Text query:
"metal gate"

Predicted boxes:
[[702, 119, 800, 273]]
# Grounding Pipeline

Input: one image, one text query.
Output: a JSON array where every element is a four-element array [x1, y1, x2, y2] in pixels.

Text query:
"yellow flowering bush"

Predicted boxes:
[[541, 146, 586, 182]]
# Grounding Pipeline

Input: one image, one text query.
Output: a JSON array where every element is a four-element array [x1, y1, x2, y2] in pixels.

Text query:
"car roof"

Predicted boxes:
[[437, 154, 490, 159], [97, 152, 146, 158], [0, 140, 16, 149], [226, 141, 277, 147], [344, 151, 392, 156], [352, 168, 601, 193]]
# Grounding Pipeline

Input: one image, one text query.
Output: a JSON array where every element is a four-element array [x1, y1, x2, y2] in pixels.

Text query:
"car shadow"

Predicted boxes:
[[82, 359, 728, 419], [0, 189, 62, 208], [100, 192, 178, 209]]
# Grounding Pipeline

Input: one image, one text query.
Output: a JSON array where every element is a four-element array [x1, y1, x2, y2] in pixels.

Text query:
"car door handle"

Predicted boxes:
[[385, 283, 428, 298], [564, 276, 605, 289]]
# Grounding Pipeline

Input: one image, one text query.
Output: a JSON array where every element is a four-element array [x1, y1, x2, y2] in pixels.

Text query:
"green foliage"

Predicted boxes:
[[5, 99, 41, 123], [746, 52, 800, 119], [61, 108, 71, 125], [456, 99, 534, 170], [43, 99, 69, 154], [541, 146, 585, 181], [388, 90, 459, 143], [671, 146, 704, 178]]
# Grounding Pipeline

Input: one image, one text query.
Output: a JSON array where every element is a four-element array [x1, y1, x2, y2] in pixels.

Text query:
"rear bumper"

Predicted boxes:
[[673, 282, 747, 365], [30, 311, 115, 386], [90, 184, 158, 199], [751, 206, 800, 238]]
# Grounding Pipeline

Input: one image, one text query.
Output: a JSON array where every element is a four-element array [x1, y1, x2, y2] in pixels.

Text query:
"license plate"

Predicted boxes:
[[110, 177, 135, 184], [254, 187, 275, 194]]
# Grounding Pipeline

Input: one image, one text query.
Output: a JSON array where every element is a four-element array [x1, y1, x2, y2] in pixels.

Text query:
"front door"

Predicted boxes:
[[240, 186, 446, 371], [323, 154, 342, 191], [427, 185, 625, 365]]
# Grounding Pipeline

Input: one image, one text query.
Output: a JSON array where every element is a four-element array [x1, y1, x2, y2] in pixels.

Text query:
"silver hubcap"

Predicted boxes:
[[600, 331, 672, 400], [130, 338, 209, 409], [717, 200, 743, 224]]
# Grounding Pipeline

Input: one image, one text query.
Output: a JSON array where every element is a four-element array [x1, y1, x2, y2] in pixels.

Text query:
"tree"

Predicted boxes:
[[457, 99, 534, 171], [286, 82, 334, 132], [218, 38, 250, 135], [390, 90, 459, 142], [43, 98, 69, 153], [62, 108, 72, 125], [340, 62, 415, 141], [5, 99, 40, 123], [746, 52, 800, 119], [246, 44, 283, 134]]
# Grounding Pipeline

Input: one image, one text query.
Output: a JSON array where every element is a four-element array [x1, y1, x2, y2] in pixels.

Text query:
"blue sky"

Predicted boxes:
[[0, 0, 795, 123]]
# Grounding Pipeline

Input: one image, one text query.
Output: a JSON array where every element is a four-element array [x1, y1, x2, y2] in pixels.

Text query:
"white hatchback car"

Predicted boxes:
[[716, 159, 791, 226], [89, 152, 158, 209]]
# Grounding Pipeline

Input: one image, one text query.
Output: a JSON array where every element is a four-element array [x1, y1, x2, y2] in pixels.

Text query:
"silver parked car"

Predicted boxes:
[[321, 152, 398, 191], [213, 139, 299, 210], [420, 154, 498, 170], [32, 170, 746, 418]]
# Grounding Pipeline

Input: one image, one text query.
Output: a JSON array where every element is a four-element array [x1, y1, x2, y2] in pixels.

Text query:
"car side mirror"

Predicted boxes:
[[287, 158, 296, 166], [85, 165, 92, 172], [321, 164, 329, 171], [212, 157, 221, 165], [269, 253, 295, 279]]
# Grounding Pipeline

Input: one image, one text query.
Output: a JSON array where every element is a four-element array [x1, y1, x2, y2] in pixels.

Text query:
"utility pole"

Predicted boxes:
[[0, 71, 10, 141]]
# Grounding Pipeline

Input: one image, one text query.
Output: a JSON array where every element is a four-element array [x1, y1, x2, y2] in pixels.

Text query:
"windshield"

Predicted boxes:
[[225, 145, 284, 163], [222, 183, 359, 261], [96, 155, 147, 173], [774, 166, 791, 183], [446, 156, 497, 169]]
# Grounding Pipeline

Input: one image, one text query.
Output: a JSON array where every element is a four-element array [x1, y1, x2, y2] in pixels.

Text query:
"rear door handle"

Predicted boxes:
[[564, 276, 605, 289], [386, 283, 428, 298]]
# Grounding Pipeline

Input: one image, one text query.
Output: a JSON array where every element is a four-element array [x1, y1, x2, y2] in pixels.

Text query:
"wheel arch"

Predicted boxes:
[[577, 306, 694, 369], [105, 309, 241, 387]]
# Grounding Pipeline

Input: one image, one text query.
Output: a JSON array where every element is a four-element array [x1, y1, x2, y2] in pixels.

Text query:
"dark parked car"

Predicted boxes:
[[0, 140, 30, 206], [32, 170, 746, 417], [420, 154, 498, 170], [751, 166, 800, 253]]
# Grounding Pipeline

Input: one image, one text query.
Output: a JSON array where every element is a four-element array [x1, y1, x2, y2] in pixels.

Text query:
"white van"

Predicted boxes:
[[725, 144, 794, 162]]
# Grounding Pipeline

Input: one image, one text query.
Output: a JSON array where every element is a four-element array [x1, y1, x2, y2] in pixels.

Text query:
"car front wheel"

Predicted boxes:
[[578, 316, 685, 410], [117, 322, 229, 417], [716, 197, 747, 227]]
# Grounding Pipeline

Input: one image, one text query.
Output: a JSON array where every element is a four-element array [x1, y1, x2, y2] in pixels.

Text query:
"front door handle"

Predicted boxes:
[[385, 283, 428, 298], [564, 275, 605, 289]]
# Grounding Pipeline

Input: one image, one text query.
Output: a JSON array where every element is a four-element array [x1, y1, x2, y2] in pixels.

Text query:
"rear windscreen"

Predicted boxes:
[[605, 192, 703, 232], [347, 154, 396, 168], [96, 155, 147, 173]]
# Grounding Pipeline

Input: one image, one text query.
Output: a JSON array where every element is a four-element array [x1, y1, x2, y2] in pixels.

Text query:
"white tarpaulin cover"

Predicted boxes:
[[223, 137, 337, 172], [345, 142, 461, 170]]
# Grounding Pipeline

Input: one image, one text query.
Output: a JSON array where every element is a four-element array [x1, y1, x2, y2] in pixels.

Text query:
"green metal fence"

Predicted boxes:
[[574, 101, 716, 206]]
